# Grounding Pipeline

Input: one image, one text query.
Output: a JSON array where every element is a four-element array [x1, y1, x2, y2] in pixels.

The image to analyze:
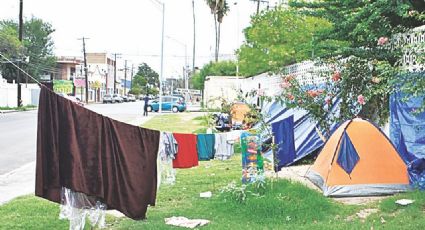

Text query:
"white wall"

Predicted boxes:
[[0, 78, 40, 107]]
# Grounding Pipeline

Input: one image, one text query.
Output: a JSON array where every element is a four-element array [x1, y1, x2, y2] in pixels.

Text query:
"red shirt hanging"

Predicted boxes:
[[173, 133, 198, 168]]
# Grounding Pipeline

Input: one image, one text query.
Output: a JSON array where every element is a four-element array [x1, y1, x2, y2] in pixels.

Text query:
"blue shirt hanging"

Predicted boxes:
[[197, 134, 215, 160]]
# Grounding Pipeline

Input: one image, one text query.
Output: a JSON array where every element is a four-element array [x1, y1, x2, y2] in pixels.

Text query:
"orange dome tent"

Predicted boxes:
[[307, 118, 410, 197]]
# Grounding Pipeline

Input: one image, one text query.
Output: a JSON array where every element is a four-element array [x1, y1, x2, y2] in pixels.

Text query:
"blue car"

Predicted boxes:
[[147, 96, 186, 113]]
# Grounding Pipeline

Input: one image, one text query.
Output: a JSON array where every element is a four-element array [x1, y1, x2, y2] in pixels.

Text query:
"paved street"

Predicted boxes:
[[0, 100, 154, 175], [0, 110, 38, 175], [0, 99, 160, 205]]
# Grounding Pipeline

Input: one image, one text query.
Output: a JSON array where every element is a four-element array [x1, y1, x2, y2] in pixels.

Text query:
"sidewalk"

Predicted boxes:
[[0, 114, 154, 206]]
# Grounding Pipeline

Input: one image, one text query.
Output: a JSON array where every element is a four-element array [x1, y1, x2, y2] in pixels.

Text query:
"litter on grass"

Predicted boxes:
[[165, 216, 210, 229], [395, 199, 414, 206], [200, 191, 212, 198]]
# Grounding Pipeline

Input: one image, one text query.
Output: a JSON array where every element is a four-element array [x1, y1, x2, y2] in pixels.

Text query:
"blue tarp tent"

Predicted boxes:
[[272, 115, 296, 171], [390, 87, 425, 189], [255, 99, 340, 170]]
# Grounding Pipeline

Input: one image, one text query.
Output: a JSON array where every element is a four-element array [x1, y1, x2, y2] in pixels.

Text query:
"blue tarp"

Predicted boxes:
[[258, 98, 341, 168], [408, 158, 425, 190], [272, 115, 296, 171], [337, 131, 360, 175], [390, 91, 425, 162], [390, 87, 425, 189]]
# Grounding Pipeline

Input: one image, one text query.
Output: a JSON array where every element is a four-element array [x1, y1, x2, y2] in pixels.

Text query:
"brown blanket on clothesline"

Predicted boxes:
[[35, 86, 160, 220]]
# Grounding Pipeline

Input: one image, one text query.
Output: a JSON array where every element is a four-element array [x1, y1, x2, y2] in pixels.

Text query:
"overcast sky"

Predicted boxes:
[[1, 0, 281, 79]]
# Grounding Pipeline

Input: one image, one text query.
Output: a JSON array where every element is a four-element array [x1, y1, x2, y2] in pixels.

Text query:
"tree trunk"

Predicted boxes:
[[214, 12, 218, 62], [217, 22, 221, 62]]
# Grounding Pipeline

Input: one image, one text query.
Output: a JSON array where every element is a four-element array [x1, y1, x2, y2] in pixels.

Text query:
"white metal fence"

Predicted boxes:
[[0, 78, 40, 107]]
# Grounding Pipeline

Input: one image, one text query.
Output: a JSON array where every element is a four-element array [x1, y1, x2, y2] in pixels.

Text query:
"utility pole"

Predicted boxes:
[[192, 0, 196, 73], [151, 0, 165, 114], [112, 53, 121, 94], [130, 63, 134, 90], [78, 37, 89, 103], [159, 1, 165, 114], [17, 0, 23, 107], [124, 60, 127, 95], [250, 0, 269, 15]]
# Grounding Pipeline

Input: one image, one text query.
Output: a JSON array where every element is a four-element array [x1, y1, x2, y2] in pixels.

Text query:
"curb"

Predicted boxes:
[[0, 108, 38, 114], [0, 110, 19, 114]]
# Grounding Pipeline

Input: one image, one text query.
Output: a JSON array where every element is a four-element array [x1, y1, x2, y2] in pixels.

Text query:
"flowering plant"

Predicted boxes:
[[278, 56, 397, 136]]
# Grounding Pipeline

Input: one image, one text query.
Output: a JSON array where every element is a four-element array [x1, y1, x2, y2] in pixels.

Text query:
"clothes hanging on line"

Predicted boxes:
[[36, 86, 160, 220], [197, 134, 216, 161], [158, 132, 178, 186], [162, 132, 179, 159], [241, 131, 264, 183], [226, 130, 244, 141], [215, 133, 234, 160], [173, 133, 199, 168]]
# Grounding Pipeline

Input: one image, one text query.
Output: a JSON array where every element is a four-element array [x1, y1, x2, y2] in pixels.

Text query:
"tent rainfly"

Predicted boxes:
[[307, 118, 410, 197]]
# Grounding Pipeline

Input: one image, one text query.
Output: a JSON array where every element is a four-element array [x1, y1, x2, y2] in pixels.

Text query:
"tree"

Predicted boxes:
[[277, 0, 425, 130], [191, 60, 236, 90], [0, 25, 24, 80], [131, 63, 159, 95], [237, 8, 342, 77], [0, 17, 56, 82], [289, 0, 425, 62], [206, 0, 230, 62]]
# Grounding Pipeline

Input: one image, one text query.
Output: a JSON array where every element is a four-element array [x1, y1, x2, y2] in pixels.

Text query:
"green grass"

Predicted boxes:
[[0, 195, 68, 230], [2, 113, 425, 229], [142, 114, 207, 133], [0, 105, 37, 111]]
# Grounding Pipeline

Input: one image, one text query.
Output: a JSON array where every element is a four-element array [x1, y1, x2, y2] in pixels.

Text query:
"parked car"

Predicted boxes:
[[172, 94, 185, 101], [127, 94, 136, 102], [112, 94, 124, 103], [103, 94, 113, 103], [147, 96, 186, 113], [122, 95, 129, 102]]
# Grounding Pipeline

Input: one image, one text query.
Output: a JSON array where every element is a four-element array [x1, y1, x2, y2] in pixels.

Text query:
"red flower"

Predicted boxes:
[[357, 95, 366, 105], [377, 37, 389, 46], [332, 71, 341, 82], [307, 90, 320, 98], [280, 81, 292, 89], [286, 93, 295, 101]]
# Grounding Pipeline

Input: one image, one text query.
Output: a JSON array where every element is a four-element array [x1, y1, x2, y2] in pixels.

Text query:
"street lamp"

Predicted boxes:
[[152, 0, 165, 114]]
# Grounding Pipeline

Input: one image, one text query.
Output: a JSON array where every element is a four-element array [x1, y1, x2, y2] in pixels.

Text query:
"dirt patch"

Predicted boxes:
[[345, 208, 379, 222], [275, 165, 388, 205]]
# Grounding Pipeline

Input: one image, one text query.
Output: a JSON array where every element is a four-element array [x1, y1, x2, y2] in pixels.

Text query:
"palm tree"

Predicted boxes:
[[206, 0, 230, 62]]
